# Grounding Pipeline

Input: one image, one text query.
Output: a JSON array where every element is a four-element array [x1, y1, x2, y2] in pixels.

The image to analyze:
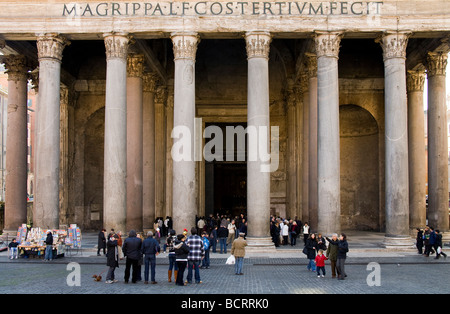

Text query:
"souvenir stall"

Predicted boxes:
[[16, 224, 77, 259]]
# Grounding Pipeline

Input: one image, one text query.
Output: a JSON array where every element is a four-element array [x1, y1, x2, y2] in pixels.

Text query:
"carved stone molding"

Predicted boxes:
[[376, 31, 411, 61], [314, 31, 342, 58], [3, 55, 30, 82], [171, 33, 199, 61], [127, 53, 145, 77], [426, 52, 448, 77], [36, 33, 70, 62], [142, 72, 158, 93], [406, 70, 426, 92], [104, 32, 131, 61], [245, 31, 272, 59]]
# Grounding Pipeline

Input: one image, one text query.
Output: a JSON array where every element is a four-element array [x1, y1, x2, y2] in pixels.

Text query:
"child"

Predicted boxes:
[[315, 249, 328, 278], [8, 238, 19, 260]]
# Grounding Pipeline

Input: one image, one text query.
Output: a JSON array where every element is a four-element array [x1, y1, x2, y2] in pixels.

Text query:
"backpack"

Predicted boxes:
[[202, 237, 210, 251]]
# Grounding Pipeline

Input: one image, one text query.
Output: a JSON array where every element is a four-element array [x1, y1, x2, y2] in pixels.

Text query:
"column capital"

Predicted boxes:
[[170, 32, 200, 61], [2, 55, 30, 82], [154, 85, 168, 104], [314, 31, 343, 58], [426, 51, 448, 77], [36, 33, 70, 62], [29, 67, 39, 92], [407, 69, 426, 92], [305, 52, 318, 77], [127, 53, 145, 77], [376, 31, 411, 61], [142, 71, 158, 93], [245, 31, 272, 59], [103, 32, 131, 61]]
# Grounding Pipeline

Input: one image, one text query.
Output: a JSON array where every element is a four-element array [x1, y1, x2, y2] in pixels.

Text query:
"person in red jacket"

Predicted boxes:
[[314, 249, 328, 278]]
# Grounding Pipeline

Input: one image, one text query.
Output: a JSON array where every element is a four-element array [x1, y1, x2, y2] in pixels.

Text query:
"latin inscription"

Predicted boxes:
[[62, 1, 383, 17]]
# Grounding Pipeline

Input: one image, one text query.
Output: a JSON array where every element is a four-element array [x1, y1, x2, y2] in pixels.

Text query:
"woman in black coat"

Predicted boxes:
[[97, 228, 106, 256], [174, 234, 190, 286], [105, 234, 119, 283], [306, 233, 318, 271]]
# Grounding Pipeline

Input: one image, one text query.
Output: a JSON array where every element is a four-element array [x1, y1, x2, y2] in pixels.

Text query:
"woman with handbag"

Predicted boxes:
[[305, 233, 317, 272]]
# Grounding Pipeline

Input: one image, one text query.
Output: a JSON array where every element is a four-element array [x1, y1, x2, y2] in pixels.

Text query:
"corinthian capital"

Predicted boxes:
[[127, 54, 145, 77], [314, 32, 342, 58], [142, 72, 158, 93], [104, 32, 131, 61], [245, 31, 272, 59], [406, 70, 426, 92], [36, 33, 70, 62], [171, 33, 200, 61], [426, 52, 448, 77], [3, 55, 30, 82], [376, 31, 411, 61], [305, 52, 317, 77], [154, 85, 168, 104]]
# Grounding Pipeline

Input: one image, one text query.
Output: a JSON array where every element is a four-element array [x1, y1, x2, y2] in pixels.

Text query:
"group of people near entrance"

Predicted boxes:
[[102, 226, 248, 285], [416, 226, 447, 259], [271, 216, 349, 280]]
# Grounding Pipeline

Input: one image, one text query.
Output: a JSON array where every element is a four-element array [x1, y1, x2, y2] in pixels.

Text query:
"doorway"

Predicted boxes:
[[204, 122, 247, 218]]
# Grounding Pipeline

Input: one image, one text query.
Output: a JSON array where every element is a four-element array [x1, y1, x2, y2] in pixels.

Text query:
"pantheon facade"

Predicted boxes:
[[0, 1, 449, 247]]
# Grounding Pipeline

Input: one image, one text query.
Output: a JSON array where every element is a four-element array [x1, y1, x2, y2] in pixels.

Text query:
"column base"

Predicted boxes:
[[382, 235, 415, 249], [441, 232, 450, 247], [245, 237, 277, 253]]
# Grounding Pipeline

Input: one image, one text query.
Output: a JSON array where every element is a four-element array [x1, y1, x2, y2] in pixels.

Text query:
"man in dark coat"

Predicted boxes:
[[122, 230, 142, 283], [97, 228, 106, 256], [44, 231, 53, 261], [416, 228, 424, 255], [105, 234, 119, 283], [142, 231, 160, 284]]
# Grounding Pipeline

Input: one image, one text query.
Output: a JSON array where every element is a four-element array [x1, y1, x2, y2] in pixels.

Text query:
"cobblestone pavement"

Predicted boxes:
[[1, 255, 449, 294]]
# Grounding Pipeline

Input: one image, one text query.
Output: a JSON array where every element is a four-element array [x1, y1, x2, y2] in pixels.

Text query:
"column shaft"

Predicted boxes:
[[126, 54, 144, 231], [34, 34, 69, 229], [171, 33, 199, 234], [103, 33, 130, 233], [427, 52, 449, 232], [378, 32, 412, 246], [315, 32, 342, 235], [306, 53, 318, 230], [245, 31, 272, 239], [154, 86, 167, 220], [142, 72, 157, 230], [407, 70, 427, 230], [3, 55, 29, 233]]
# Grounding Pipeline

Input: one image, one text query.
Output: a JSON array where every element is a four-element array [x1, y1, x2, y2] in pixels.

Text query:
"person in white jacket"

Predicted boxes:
[[281, 221, 289, 245]]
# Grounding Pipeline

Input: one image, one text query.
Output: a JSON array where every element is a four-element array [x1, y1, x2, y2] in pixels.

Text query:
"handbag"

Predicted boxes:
[[302, 246, 308, 255], [226, 255, 236, 265]]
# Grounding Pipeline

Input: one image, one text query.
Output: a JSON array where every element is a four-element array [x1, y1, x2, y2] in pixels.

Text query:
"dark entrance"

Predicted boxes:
[[204, 123, 247, 218]]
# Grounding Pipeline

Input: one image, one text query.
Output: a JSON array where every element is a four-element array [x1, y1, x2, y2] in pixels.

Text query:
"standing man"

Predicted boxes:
[[122, 230, 142, 284], [227, 219, 236, 246], [231, 232, 248, 275], [97, 228, 106, 256], [44, 231, 53, 261], [186, 227, 204, 284], [142, 231, 160, 284], [217, 224, 229, 254]]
